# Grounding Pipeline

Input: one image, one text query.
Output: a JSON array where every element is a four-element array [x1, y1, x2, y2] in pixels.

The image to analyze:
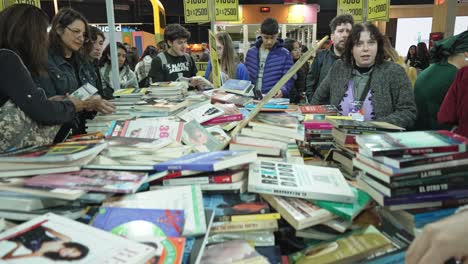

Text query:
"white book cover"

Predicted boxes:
[[0, 213, 154, 263], [179, 103, 224, 124], [108, 118, 184, 143], [103, 185, 206, 236], [70, 83, 98, 100], [248, 161, 355, 203]]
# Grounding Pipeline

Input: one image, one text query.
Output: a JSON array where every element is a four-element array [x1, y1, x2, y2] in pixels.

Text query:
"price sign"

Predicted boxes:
[[184, 0, 209, 23], [214, 0, 239, 22], [6, 0, 41, 7], [337, 0, 364, 23], [367, 0, 389, 21]]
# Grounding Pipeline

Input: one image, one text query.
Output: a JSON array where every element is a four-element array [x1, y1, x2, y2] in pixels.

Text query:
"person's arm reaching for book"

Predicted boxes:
[[406, 210, 468, 264], [0, 50, 77, 125]]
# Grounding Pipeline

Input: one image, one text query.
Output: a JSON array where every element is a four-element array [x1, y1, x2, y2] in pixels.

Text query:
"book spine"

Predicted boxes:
[[383, 188, 468, 206], [163, 174, 234, 185], [391, 171, 468, 187], [404, 145, 463, 155], [201, 114, 243, 125], [303, 122, 333, 130], [105, 121, 118, 138], [210, 219, 278, 233], [230, 213, 281, 222], [390, 180, 468, 197]]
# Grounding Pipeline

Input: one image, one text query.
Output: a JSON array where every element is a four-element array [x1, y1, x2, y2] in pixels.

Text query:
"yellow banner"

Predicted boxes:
[[367, 0, 390, 21], [183, 0, 209, 23], [6, 0, 40, 7], [0, 0, 4, 11], [214, 0, 239, 22], [208, 30, 222, 88], [337, 0, 364, 23]]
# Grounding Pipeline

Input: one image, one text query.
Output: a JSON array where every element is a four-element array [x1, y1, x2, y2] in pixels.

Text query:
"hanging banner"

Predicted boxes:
[[367, 0, 390, 21], [0, 0, 4, 11], [208, 30, 221, 88], [6, 0, 40, 7], [184, 0, 209, 23], [337, 0, 364, 23], [214, 0, 239, 22]]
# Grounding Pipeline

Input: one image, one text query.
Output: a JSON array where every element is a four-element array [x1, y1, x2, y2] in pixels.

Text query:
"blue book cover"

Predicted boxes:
[[203, 193, 270, 219], [154, 150, 256, 171], [92, 207, 184, 238], [221, 79, 252, 91], [245, 104, 288, 109]]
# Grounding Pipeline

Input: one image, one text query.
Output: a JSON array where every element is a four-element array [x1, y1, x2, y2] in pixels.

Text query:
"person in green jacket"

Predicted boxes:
[[413, 30, 468, 131]]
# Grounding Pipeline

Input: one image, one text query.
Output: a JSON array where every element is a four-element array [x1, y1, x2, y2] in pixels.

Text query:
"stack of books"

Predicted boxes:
[[147, 81, 188, 100]]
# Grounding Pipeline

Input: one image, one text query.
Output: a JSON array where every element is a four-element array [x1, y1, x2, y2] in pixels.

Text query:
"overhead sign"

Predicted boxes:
[[337, 0, 364, 23], [6, 0, 40, 7], [367, 0, 390, 21], [214, 0, 239, 22], [184, 0, 209, 23]]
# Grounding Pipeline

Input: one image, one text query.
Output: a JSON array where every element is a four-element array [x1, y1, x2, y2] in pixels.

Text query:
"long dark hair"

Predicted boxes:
[[99, 42, 127, 67], [82, 26, 105, 57], [0, 4, 49, 75], [43, 242, 89, 261], [343, 22, 385, 66], [49, 8, 89, 57], [139, 45, 157, 61], [417, 42, 430, 64]]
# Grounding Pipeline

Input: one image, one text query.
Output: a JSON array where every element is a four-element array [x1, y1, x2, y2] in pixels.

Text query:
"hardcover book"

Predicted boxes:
[[24, 170, 148, 194], [248, 161, 355, 203], [0, 213, 155, 263], [154, 150, 257, 171], [299, 105, 339, 115]]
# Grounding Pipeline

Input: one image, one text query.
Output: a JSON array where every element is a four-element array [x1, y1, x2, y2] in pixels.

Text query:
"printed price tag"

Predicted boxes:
[[184, 0, 209, 23], [214, 0, 239, 22], [367, 0, 390, 21], [337, 0, 364, 23]]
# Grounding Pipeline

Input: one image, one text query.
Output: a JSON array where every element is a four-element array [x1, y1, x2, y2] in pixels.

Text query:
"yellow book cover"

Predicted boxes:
[[230, 213, 281, 222]]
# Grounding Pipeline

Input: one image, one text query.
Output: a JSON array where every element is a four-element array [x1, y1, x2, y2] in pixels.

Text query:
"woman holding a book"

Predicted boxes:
[[204, 32, 249, 83], [0, 4, 109, 151], [311, 22, 417, 129]]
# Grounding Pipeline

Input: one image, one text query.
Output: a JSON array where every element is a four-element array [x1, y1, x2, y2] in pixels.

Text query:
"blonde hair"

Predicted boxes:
[[210, 32, 237, 81], [384, 37, 417, 88]]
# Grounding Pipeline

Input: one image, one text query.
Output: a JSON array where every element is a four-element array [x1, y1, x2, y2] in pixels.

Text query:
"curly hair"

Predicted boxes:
[[343, 22, 385, 66]]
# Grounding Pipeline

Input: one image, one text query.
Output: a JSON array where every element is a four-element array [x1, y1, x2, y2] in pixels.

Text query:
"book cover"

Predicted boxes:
[[181, 120, 224, 152], [113, 87, 147, 97], [0, 213, 154, 263], [261, 194, 336, 230], [163, 170, 246, 186], [203, 193, 270, 221], [0, 142, 107, 163], [106, 118, 184, 143], [137, 236, 185, 264], [299, 105, 339, 115], [103, 185, 206, 236], [92, 207, 184, 238], [315, 186, 372, 221], [154, 150, 257, 171], [200, 240, 269, 264], [373, 151, 468, 169], [206, 126, 232, 149], [357, 130, 468, 157], [70, 83, 98, 100], [210, 219, 278, 233], [210, 90, 253, 106], [295, 225, 393, 264], [248, 161, 355, 203], [24, 170, 147, 194], [179, 103, 224, 124], [253, 113, 299, 129]]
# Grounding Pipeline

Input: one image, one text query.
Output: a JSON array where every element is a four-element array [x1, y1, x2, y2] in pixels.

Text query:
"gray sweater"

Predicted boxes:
[[311, 60, 417, 129]]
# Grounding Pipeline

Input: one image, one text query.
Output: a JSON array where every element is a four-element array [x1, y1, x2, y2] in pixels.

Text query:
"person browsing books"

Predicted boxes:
[[2, 225, 89, 261], [413, 30, 468, 131], [204, 32, 249, 84], [148, 24, 198, 84], [284, 38, 309, 104], [406, 208, 468, 264], [33, 8, 115, 140], [99, 42, 139, 91], [0, 4, 105, 151], [245, 18, 294, 98], [438, 66, 468, 138], [305, 14, 354, 102], [310, 22, 417, 129]]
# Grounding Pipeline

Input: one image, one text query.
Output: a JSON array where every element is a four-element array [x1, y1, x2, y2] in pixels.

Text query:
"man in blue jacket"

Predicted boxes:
[[245, 18, 294, 98]]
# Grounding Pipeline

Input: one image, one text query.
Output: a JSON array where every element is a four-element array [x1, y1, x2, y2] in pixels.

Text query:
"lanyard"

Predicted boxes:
[[354, 70, 373, 102]]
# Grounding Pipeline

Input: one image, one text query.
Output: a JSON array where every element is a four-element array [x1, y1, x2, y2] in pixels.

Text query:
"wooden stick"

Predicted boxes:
[[231, 35, 329, 136]]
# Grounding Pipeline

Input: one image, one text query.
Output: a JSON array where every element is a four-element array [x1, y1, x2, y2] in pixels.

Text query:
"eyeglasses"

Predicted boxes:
[[66, 26, 89, 43]]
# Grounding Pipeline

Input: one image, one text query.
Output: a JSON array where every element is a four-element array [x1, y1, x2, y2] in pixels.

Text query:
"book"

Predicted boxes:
[[103, 185, 206, 236], [371, 151, 468, 169], [181, 120, 224, 152], [315, 186, 372, 221], [256, 246, 283, 264], [261, 194, 337, 230], [294, 225, 393, 264], [253, 113, 299, 129], [327, 119, 405, 133], [206, 126, 231, 149], [299, 105, 339, 115], [113, 87, 147, 97], [249, 122, 305, 141], [0, 142, 107, 163], [24, 170, 147, 194], [357, 130, 468, 157], [179, 103, 225, 124], [203, 193, 271, 222], [163, 170, 246, 186], [106, 118, 184, 142], [106, 137, 173, 153], [229, 141, 282, 157], [248, 161, 355, 203], [200, 240, 270, 264], [0, 192, 69, 212], [0, 206, 86, 221], [133, 99, 189, 113], [220, 79, 254, 95], [210, 219, 278, 233], [210, 90, 253, 106], [0, 213, 155, 263], [187, 209, 215, 264], [70, 83, 98, 100], [92, 207, 184, 238], [0, 177, 86, 200], [295, 225, 342, 241], [154, 150, 257, 171]]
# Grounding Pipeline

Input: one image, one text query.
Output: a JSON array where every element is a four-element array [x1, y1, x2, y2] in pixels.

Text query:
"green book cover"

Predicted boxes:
[[315, 186, 371, 221]]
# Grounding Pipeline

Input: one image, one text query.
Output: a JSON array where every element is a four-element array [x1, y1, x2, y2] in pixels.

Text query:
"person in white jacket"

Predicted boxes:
[[99, 42, 139, 92], [135, 45, 158, 87]]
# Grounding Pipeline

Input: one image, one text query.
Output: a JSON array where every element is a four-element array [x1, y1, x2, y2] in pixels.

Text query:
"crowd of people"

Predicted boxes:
[[1, 4, 468, 260]]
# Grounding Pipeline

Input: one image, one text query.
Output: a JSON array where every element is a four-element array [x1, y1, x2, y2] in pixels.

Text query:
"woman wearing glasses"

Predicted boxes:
[[35, 8, 115, 141]]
